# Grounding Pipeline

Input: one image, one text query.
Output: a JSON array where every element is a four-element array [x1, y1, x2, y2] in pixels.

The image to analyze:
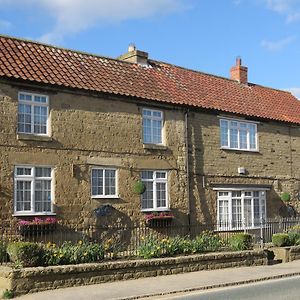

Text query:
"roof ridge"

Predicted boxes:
[[151, 59, 292, 95], [1, 34, 293, 96], [0, 33, 134, 66]]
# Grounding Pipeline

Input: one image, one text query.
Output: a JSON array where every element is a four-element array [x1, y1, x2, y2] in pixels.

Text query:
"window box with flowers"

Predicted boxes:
[[144, 212, 174, 227], [18, 217, 57, 235]]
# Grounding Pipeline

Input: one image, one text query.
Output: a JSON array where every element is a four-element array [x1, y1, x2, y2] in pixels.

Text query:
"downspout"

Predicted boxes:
[[185, 109, 191, 227]]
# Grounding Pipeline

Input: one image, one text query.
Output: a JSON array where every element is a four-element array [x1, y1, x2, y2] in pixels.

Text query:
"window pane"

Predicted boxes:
[[156, 182, 166, 208], [35, 180, 51, 212], [244, 198, 252, 227], [156, 171, 166, 179], [104, 169, 116, 195], [220, 120, 229, 147], [141, 171, 153, 180], [16, 167, 32, 176], [36, 167, 51, 178], [249, 124, 257, 149], [16, 181, 31, 211], [232, 199, 242, 228], [92, 169, 103, 196], [229, 127, 238, 148], [239, 128, 247, 149], [141, 181, 153, 209], [18, 104, 32, 133], [218, 199, 229, 227]]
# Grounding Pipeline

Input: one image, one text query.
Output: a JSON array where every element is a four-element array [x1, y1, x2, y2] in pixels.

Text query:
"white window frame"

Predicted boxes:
[[142, 108, 164, 145], [216, 189, 266, 231], [18, 91, 50, 136], [141, 170, 169, 212], [91, 167, 118, 199], [219, 118, 258, 151], [14, 165, 55, 216]]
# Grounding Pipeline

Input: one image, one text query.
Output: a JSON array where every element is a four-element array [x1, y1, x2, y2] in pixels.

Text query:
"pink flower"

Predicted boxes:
[[18, 220, 31, 226]]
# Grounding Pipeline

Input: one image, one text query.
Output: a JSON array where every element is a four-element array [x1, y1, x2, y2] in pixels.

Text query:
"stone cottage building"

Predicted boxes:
[[0, 35, 300, 230]]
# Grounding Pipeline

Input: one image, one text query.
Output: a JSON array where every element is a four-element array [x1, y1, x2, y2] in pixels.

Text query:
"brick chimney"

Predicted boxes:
[[118, 44, 149, 66], [230, 57, 248, 84]]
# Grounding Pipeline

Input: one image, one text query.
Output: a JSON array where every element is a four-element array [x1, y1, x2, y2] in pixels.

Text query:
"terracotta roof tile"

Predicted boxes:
[[0, 35, 300, 124]]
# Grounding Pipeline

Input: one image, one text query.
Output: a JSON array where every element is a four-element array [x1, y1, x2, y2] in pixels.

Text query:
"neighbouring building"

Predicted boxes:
[[0, 35, 300, 231]]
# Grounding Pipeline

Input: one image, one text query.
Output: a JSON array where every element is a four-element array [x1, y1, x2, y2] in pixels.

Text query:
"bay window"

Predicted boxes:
[[217, 190, 266, 230]]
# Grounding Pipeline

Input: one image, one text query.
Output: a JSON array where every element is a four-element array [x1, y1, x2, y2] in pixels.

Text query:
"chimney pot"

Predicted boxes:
[[128, 43, 136, 52], [230, 56, 248, 84]]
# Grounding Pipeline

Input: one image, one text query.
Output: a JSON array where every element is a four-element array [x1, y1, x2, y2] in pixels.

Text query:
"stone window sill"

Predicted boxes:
[[143, 144, 168, 151], [17, 133, 53, 142], [13, 212, 56, 217]]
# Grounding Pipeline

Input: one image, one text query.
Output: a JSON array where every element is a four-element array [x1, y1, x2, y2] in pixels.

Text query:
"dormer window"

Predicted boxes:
[[18, 92, 49, 135], [220, 118, 258, 151]]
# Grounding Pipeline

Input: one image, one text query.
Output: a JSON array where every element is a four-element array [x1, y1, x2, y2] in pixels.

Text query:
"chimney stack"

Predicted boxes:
[[230, 57, 248, 84], [118, 44, 149, 66]]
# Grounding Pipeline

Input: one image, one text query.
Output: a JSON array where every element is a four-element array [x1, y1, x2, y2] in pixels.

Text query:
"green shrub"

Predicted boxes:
[[0, 240, 8, 263], [272, 233, 290, 247], [43, 241, 105, 266], [229, 233, 252, 251], [7, 242, 44, 267], [163, 236, 192, 256], [192, 231, 222, 253], [137, 236, 163, 259], [287, 231, 300, 246], [2, 289, 14, 299]]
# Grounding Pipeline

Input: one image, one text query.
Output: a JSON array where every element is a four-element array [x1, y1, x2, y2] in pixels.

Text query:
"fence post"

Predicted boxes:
[[260, 217, 264, 249]]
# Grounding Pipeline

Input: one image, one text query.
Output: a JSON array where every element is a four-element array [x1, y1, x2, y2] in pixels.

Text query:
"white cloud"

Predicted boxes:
[[0, 20, 11, 30], [0, 0, 186, 43], [285, 87, 300, 99], [261, 35, 297, 51], [263, 0, 300, 23]]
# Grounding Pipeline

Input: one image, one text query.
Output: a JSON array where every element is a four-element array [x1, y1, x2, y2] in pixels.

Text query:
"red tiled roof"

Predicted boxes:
[[1, 35, 300, 124]]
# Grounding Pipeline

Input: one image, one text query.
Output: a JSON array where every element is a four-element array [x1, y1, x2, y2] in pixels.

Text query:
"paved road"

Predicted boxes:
[[154, 276, 300, 299], [15, 260, 300, 300]]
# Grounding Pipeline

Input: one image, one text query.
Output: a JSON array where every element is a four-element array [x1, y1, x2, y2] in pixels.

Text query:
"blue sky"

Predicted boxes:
[[0, 0, 300, 98]]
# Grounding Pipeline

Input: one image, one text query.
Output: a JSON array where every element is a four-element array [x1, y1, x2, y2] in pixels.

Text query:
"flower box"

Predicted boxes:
[[18, 217, 57, 235], [144, 212, 174, 227]]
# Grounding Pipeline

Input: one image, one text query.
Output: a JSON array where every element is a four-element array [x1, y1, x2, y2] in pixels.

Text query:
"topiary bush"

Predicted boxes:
[[281, 192, 291, 202], [7, 242, 44, 267], [229, 233, 252, 251], [133, 181, 146, 194], [272, 233, 290, 247]]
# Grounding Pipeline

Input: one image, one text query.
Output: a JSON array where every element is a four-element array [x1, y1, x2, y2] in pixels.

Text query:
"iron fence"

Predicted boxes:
[[1, 217, 300, 264]]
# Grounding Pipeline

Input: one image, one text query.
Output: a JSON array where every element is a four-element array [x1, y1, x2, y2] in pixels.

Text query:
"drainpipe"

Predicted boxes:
[[184, 109, 191, 228]]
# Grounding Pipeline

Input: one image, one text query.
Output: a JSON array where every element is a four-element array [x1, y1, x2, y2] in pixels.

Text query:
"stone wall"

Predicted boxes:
[[289, 245, 300, 261], [0, 81, 188, 226], [1, 78, 300, 227], [188, 111, 300, 224], [0, 250, 267, 296]]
